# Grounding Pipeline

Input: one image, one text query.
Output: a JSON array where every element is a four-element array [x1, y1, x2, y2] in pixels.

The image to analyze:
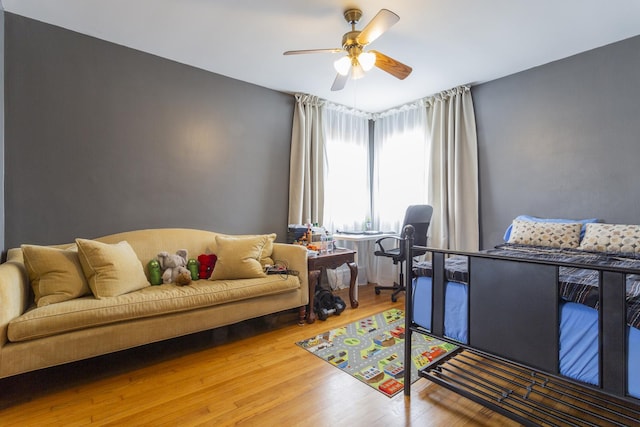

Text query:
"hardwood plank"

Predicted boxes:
[[0, 284, 520, 426]]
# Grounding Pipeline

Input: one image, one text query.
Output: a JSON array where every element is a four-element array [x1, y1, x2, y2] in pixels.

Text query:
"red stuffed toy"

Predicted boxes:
[[198, 254, 217, 279]]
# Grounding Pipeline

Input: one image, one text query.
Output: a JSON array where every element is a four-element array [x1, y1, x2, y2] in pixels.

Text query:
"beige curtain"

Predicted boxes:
[[425, 86, 479, 251], [288, 94, 326, 225]]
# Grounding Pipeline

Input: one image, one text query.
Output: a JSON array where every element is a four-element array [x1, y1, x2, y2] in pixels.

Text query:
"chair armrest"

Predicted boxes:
[[375, 235, 403, 255]]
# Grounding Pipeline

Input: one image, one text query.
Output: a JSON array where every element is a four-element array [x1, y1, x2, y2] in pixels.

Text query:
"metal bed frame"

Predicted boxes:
[[401, 225, 640, 426]]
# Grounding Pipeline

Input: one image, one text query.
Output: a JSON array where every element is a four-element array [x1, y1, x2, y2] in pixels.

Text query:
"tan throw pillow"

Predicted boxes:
[[22, 244, 91, 307], [260, 233, 277, 266], [578, 223, 640, 253], [209, 233, 277, 266], [507, 219, 582, 249], [209, 235, 268, 280], [75, 238, 150, 298]]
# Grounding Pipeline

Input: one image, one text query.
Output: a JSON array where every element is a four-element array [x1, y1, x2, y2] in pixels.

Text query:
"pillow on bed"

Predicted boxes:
[[503, 215, 598, 242], [578, 223, 640, 254], [507, 220, 582, 249]]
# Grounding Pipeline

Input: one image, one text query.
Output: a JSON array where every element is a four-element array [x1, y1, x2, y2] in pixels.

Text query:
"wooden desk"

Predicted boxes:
[[307, 249, 358, 323], [332, 232, 396, 242], [332, 232, 397, 286]]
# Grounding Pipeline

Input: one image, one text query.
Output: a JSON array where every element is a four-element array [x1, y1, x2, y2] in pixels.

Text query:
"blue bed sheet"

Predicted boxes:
[[559, 301, 598, 385], [412, 276, 640, 399], [413, 278, 468, 343]]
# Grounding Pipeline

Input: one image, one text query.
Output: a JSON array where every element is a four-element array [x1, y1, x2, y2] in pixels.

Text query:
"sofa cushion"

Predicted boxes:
[[211, 233, 277, 267], [260, 233, 277, 266], [7, 275, 300, 342], [76, 239, 150, 298], [21, 244, 91, 307], [209, 235, 269, 280]]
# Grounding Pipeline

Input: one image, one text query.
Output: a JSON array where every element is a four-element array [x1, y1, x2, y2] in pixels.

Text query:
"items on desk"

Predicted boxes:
[[336, 230, 384, 235], [288, 223, 335, 254]]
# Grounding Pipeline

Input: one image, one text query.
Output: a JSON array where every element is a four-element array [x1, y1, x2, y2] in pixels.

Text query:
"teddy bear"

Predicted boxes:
[[157, 249, 192, 286]]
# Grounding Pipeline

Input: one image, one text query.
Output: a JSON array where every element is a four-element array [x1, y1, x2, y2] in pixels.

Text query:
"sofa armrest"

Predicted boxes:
[[271, 243, 309, 305], [0, 249, 31, 347]]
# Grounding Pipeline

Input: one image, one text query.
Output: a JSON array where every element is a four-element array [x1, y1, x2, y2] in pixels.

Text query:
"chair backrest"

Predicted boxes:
[[402, 204, 433, 248]]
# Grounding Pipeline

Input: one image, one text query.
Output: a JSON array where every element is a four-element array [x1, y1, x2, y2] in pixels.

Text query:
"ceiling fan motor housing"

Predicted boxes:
[[343, 8, 363, 25], [342, 8, 365, 58], [342, 31, 364, 56]]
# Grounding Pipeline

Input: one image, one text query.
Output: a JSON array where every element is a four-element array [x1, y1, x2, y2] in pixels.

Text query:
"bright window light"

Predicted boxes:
[[323, 107, 370, 232], [373, 106, 429, 232]]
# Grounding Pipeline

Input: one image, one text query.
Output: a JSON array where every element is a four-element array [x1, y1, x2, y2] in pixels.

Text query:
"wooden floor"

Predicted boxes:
[[0, 285, 520, 426]]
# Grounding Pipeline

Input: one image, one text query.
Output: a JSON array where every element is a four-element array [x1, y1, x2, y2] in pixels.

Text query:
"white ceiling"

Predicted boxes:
[[4, 0, 640, 113]]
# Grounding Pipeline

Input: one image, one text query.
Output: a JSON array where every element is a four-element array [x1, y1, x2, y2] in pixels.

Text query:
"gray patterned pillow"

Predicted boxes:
[[507, 220, 582, 249], [578, 223, 640, 253]]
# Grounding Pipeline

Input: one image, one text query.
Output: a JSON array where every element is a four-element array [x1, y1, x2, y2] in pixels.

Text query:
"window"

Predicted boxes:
[[322, 105, 371, 233], [373, 102, 430, 232]]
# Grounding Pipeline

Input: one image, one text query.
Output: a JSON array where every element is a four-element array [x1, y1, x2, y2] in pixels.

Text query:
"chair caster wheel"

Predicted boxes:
[[391, 295, 398, 303], [375, 288, 381, 295]]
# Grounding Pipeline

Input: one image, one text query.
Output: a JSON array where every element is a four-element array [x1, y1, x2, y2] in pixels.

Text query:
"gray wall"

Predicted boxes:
[[0, 7, 4, 252], [5, 14, 640, 252], [5, 14, 294, 249], [474, 35, 640, 248]]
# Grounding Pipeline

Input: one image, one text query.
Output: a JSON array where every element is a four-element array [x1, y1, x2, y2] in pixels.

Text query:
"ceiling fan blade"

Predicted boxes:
[[357, 9, 400, 45], [371, 50, 412, 80], [283, 48, 342, 55], [331, 72, 349, 91]]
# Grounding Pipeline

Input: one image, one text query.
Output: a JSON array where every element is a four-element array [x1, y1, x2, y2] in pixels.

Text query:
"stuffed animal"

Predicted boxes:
[[147, 259, 162, 285], [198, 254, 217, 279], [187, 259, 199, 280], [157, 250, 192, 286]]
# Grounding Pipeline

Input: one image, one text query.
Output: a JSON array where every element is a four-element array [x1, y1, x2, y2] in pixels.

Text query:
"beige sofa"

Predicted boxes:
[[0, 228, 308, 379]]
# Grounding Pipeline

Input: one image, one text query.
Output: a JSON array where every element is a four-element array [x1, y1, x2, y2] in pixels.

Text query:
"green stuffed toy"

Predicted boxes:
[[148, 259, 162, 285], [187, 258, 199, 280]]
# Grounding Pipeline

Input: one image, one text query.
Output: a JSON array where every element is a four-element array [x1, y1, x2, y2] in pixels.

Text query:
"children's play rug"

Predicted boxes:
[[296, 308, 458, 397]]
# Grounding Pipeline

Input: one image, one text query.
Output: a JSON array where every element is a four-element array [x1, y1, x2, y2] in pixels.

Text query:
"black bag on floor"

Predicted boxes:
[[314, 288, 346, 320]]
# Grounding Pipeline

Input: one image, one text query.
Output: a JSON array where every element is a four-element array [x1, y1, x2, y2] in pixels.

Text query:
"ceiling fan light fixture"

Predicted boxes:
[[358, 51, 376, 71], [334, 56, 351, 76], [285, 8, 411, 91], [351, 63, 366, 80]]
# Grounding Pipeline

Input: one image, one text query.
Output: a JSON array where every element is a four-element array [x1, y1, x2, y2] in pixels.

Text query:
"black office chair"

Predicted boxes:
[[374, 205, 433, 302]]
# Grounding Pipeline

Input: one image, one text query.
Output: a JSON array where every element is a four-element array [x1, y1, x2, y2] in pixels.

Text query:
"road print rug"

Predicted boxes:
[[295, 308, 458, 397]]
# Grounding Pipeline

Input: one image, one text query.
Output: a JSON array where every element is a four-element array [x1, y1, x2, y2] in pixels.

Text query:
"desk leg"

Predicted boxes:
[[307, 269, 321, 323], [347, 261, 359, 308]]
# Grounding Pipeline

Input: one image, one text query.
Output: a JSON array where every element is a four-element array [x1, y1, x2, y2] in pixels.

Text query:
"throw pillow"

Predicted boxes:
[[209, 233, 277, 266], [209, 235, 268, 280], [503, 215, 598, 242], [507, 220, 582, 249], [75, 238, 150, 298], [578, 223, 640, 254], [21, 244, 91, 307], [260, 233, 277, 266]]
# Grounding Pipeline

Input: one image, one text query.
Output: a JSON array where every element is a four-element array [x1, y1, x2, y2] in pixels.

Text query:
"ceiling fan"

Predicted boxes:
[[283, 8, 413, 91]]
